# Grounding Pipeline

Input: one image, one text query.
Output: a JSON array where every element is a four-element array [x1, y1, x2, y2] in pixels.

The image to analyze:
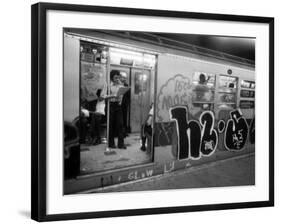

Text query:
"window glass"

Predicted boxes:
[[135, 72, 148, 94], [192, 72, 215, 102], [193, 72, 215, 88], [241, 80, 255, 89], [218, 103, 236, 110], [80, 43, 108, 102], [218, 93, 236, 103], [217, 75, 238, 109], [192, 103, 214, 111], [219, 75, 237, 89], [240, 90, 255, 98], [81, 43, 108, 64], [240, 100, 255, 109]]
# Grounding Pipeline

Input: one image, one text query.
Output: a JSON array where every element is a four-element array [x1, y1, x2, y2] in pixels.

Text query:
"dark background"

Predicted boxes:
[[158, 33, 255, 60], [67, 28, 256, 61]]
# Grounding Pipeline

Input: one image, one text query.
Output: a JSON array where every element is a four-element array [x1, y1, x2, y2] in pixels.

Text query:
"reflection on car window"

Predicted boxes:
[[192, 72, 215, 103], [219, 75, 237, 89]]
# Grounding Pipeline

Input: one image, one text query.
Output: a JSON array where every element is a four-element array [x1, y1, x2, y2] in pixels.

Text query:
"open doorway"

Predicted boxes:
[[79, 42, 156, 174]]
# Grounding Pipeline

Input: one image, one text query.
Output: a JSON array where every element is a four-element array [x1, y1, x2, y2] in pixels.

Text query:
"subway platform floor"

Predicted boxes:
[[90, 153, 255, 193], [80, 133, 152, 174], [65, 144, 254, 194]]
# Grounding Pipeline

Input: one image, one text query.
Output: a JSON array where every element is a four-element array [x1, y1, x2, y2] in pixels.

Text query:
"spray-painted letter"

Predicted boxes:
[[224, 109, 248, 151]]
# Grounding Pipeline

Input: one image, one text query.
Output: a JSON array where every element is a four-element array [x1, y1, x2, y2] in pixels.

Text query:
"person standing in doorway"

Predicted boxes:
[[120, 71, 131, 137], [108, 70, 127, 149]]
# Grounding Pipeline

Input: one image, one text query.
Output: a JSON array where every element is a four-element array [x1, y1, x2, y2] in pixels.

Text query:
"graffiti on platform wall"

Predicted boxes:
[[169, 106, 249, 160]]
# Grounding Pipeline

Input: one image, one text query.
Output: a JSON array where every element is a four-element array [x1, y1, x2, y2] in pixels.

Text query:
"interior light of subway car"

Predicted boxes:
[[110, 48, 143, 65], [140, 74, 148, 81], [143, 54, 156, 68], [110, 48, 156, 68]]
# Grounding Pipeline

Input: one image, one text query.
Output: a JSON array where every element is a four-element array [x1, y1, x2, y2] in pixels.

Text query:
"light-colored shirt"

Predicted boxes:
[[146, 106, 154, 127], [95, 101, 106, 115], [149, 107, 154, 116], [110, 82, 123, 104], [94, 84, 107, 115], [81, 108, 90, 117]]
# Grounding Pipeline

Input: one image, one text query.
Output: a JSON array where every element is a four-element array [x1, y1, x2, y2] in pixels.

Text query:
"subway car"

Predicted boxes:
[[63, 29, 255, 193]]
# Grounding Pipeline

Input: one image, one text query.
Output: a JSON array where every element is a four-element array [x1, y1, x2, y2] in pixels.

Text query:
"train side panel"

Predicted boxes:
[[154, 54, 255, 161]]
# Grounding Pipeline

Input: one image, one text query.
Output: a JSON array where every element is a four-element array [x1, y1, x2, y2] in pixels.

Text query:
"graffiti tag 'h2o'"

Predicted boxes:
[[224, 109, 249, 151], [169, 106, 249, 160], [169, 106, 218, 160]]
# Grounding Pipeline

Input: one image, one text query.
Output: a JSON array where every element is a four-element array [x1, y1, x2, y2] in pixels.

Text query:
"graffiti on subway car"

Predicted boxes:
[[154, 107, 250, 160], [169, 106, 218, 160]]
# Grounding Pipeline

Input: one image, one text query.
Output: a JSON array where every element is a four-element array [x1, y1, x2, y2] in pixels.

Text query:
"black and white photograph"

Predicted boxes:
[[30, 2, 274, 222], [1, 0, 279, 223], [63, 29, 256, 194]]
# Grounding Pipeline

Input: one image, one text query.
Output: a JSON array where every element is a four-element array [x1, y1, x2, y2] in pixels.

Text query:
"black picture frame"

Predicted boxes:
[[31, 2, 274, 222]]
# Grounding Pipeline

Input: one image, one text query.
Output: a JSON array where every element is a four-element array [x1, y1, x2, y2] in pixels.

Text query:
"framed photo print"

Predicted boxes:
[[31, 2, 274, 222]]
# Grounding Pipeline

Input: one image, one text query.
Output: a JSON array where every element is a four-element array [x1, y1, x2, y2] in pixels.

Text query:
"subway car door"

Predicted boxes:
[[130, 68, 151, 133]]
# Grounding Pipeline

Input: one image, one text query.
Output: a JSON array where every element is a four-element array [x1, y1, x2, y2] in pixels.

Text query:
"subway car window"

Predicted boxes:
[[239, 80, 255, 117], [241, 80, 255, 89], [192, 72, 215, 115], [217, 75, 238, 110], [219, 75, 237, 89]]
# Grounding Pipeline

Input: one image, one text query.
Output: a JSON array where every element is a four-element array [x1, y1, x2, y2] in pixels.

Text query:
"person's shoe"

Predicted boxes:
[[108, 144, 116, 149], [91, 137, 97, 145], [140, 146, 146, 151], [92, 138, 101, 145], [118, 145, 127, 149]]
